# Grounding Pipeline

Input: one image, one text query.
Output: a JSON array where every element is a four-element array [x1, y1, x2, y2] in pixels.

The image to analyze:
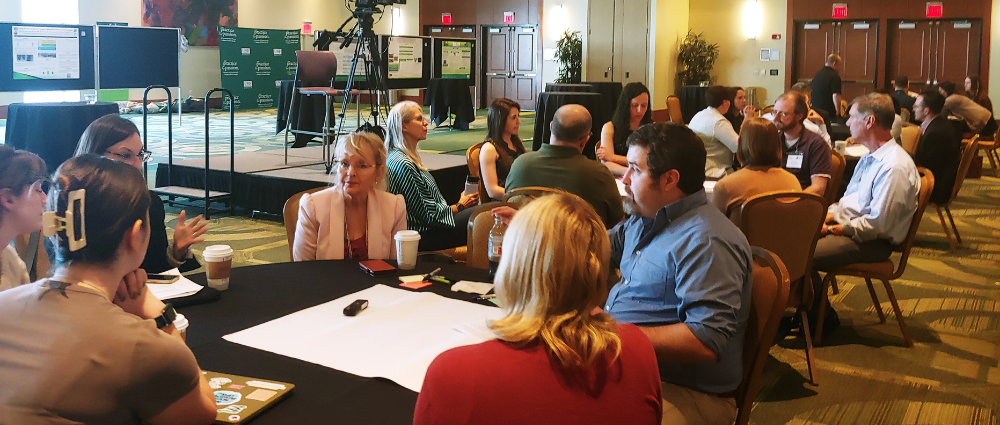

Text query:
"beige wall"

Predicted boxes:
[[687, 0, 786, 108], [542, 0, 589, 85], [648, 0, 689, 110]]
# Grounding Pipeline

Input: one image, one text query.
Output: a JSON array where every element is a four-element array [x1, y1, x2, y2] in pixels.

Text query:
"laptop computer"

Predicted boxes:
[[204, 370, 295, 424]]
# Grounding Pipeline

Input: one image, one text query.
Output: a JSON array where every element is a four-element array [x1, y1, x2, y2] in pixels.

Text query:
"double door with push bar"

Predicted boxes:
[[482, 24, 538, 111]]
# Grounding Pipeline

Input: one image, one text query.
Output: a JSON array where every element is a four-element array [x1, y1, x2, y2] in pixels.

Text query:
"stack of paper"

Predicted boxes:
[[147, 268, 203, 300]]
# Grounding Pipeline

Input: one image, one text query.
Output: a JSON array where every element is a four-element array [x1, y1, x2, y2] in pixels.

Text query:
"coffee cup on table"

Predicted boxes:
[[202, 245, 234, 290], [394, 230, 421, 270], [173, 313, 189, 342], [835, 140, 848, 154]]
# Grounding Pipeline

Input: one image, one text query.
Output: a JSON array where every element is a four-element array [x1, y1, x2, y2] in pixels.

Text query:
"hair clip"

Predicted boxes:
[[42, 189, 87, 251]]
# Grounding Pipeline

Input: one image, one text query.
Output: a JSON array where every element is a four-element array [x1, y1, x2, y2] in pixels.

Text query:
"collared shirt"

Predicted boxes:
[[605, 191, 753, 394], [781, 127, 832, 190], [830, 140, 920, 244], [689, 107, 739, 177]]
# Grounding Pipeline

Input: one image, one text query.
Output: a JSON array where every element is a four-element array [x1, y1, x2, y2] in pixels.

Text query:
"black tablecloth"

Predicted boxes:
[[4, 102, 119, 173], [424, 78, 475, 130], [276, 80, 333, 148], [583, 81, 623, 126], [544, 83, 594, 93], [679, 86, 709, 124], [180, 259, 494, 424], [531, 92, 604, 160]]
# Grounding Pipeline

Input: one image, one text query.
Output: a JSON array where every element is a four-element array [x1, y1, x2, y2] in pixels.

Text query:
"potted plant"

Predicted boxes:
[[677, 30, 720, 86], [554, 30, 582, 84]]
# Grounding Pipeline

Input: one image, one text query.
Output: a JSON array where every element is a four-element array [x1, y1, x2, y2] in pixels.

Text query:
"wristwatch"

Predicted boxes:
[[154, 303, 178, 329]]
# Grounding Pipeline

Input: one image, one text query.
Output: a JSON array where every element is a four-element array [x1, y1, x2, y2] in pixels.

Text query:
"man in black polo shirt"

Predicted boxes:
[[891, 76, 917, 122], [773, 91, 833, 198], [811, 54, 843, 119]]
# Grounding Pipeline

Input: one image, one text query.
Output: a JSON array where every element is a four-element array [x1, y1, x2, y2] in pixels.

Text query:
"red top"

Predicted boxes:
[[343, 236, 368, 260], [414, 323, 662, 425]]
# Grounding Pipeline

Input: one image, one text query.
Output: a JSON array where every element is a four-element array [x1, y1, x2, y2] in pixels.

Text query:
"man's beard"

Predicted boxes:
[[623, 188, 639, 216]]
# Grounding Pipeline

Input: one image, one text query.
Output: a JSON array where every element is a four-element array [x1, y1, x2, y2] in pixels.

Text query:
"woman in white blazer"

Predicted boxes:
[[293, 132, 407, 261]]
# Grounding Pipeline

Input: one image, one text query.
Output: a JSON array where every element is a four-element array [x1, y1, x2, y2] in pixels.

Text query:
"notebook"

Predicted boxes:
[[204, 371, 295, 424]]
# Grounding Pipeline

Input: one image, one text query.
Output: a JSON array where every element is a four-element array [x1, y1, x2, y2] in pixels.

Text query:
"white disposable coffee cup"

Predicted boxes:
[[173, 313, 189, 342], [835, 140, 848, 154], [202, 245, 234, 290], [394, 230, 421, 270]]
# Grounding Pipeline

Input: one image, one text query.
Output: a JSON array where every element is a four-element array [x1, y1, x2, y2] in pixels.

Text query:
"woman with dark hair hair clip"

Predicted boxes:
[[0, 145, 47, 292], [479, 98, 526, 200], [0, 154, 216, 424], [597, 82, 653, 176], [75, 113, 207, 273]]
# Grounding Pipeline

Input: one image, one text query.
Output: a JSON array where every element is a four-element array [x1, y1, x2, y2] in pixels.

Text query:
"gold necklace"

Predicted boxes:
[[344, 203, 369, 260]]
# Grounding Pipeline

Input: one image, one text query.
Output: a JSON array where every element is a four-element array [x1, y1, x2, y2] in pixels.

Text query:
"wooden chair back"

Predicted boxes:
[[501, 186, 569, 207], [735, 247, 790, 425], [942, 137, 980, 206], [889, 168, 934, 277], [283, 186, 327, 258], [760, 104, 774, 117], [899, 125, 922, 155], [466, 201, 518, 269], [294, 50, 339, 87], [900, 108, 910, 124], [825, 149, 846, 207], [465, 142, 490, 202], [666, 96, 684, 124]]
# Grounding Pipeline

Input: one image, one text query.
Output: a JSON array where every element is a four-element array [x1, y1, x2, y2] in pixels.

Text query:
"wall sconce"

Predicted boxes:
[[742, 0, 764, 39]]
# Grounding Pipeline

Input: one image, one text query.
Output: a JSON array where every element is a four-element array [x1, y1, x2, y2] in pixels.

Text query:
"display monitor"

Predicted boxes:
[[98, 26, 180, 89], [0, 22, 96, 92], [433, 37, 475, 85]]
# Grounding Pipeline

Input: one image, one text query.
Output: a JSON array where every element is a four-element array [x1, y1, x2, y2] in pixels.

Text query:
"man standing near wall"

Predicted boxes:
[[811, 54, 844, 119]]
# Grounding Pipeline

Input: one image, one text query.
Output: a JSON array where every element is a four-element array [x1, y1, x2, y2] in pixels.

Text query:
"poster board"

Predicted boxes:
[[97, 26, 179, 89], [433, 37, 476, 85], [379, 35, 431, 90], [217, 26, 299, 110], [0, 22, 95, 92]]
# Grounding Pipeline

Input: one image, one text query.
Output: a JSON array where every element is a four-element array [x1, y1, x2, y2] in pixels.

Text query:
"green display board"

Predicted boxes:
[[218, 26, 300, 110]]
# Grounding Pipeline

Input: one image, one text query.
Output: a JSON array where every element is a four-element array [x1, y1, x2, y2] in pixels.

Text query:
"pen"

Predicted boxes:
[[422, 267, 442, 281], [473, 294, 496, 300]]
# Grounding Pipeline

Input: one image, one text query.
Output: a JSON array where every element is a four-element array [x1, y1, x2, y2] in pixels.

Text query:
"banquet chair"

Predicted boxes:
[[735, 247, 790, 425], [466, 201, 517, 269], [814, 168, 934, 347], [501, 186, 570, 207], [760, 105, 774, 117], [933, 137, 979, 249], [899, 125, 922, 155], [978, 122, 1000, 177], [466, 142, 491, 203], [14, 232, 50, 281], [283, 50, 361, 165], [825, 150, 846, 208], [740, 191, 826, 385], [282, 187, 326, 258], [665, 96, 684, 124], [900, 109, 911, 124]]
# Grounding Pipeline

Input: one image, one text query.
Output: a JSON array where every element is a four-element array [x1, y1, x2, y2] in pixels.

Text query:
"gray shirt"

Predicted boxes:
[[0, 280, 201, 424]]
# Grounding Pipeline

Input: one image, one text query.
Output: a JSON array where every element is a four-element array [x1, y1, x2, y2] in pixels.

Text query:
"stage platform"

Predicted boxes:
[[154, 146, 469, 217]]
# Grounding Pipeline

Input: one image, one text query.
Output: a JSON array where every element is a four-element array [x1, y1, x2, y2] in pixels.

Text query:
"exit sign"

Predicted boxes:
[[832, 3, 848, 19], [926, 2, 943, 18], [503, 11, 515, 24], [441, 13, 452, 25]]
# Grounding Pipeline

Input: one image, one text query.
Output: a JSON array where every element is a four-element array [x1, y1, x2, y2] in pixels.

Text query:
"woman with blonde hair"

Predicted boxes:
[[414, 193, 662, 425], [711, 117, 801, 224], [294, 131, 407, 261], [384, 101, 478, 250]]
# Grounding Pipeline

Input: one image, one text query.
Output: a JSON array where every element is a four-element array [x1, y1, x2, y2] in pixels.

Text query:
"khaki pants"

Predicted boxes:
[[661, 382, 737, 425]]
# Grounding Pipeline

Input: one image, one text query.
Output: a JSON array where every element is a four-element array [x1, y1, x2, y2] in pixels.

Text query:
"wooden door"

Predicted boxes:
[[510, 26, 538, 111], [424, 25, 477, 38], [937, 20, 982, 91], [586, 0, 615, 81], [887, 20, 934, 92], [483, 26, 511, 108], [838, 20, 878, 102], [793, 21, 837, 83]]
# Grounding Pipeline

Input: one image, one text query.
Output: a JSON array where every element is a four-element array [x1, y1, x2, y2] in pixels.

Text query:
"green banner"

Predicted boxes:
[[218, 26, 300, 110]]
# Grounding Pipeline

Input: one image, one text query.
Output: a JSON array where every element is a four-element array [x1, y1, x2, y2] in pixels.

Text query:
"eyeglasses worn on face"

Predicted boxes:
[[105, 149, 153, 163], [774, 111, 794, 118]]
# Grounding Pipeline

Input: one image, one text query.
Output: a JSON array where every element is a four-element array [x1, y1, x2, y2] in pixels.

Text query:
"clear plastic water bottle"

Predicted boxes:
[[488, 215, 506, 278]]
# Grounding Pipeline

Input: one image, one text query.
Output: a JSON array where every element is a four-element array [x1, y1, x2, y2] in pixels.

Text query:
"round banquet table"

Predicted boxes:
[[423, 78, 475, 130], [178, 259, 493, 424], [583, 81, 623, 125], [543, 83, 594, 93], [679, 86, 709, 124], [4, 102, 120, 173], [531, 91, 604, 160]]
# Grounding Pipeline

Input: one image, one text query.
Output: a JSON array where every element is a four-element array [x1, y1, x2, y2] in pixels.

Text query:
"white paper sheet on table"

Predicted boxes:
[[451, 280, 493, 295], [845, 145, 870, 158], [147, 268, 203, 300], [223, 284, 501, 392]]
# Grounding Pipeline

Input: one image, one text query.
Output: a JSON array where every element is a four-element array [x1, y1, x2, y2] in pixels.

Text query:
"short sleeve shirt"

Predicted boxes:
[[811, 66, 842, 117], [781, 128, 833, 190], [0, 280, 201, 424]]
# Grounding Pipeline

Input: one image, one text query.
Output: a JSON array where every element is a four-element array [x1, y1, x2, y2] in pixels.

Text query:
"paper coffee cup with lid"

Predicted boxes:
[[202, 245, 234, 290], [394, 230, 421, 270]]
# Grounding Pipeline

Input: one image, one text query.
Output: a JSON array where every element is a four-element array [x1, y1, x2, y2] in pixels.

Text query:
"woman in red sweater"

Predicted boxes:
[[413, 193, 663, 425]]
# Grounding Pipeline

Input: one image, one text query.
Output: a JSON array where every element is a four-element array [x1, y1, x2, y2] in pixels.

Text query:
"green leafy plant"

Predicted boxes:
[[554, 30, 582, 84], [677, 30, 720, 86]]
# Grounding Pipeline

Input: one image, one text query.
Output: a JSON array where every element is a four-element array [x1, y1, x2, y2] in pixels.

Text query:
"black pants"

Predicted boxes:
[[417, 206, 478, 252]]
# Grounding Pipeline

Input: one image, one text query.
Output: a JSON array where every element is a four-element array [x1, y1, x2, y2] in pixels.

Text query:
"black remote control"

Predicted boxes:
[[343, 299, 369, 316]]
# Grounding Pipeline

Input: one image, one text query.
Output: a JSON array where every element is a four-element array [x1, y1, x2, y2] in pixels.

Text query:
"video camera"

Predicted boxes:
[[353, 0, 406, 9]]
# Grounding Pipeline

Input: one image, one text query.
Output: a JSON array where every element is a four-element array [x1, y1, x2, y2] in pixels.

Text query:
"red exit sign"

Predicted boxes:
[[503, 12, 515, 24], [926, 2, 943, 18], [832, 3, 848, 19], [441, 13, 452, 25]]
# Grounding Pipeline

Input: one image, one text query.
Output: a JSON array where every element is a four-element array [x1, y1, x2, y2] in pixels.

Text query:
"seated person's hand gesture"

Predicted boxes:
[[172, 210, 208, 259]]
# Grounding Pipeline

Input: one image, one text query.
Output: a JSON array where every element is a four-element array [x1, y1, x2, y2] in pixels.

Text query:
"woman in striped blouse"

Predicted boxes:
[[385, 101, 479, 251]]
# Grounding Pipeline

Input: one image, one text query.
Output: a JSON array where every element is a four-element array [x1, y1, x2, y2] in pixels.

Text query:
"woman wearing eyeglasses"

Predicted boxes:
[[75, 114, 207, 273], [0, 145, 47, 292]]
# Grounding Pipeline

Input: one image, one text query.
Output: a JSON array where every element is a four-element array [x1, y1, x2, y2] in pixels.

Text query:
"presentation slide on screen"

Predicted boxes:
[[441, 41, 472, 79], [387, 37, 422, 80], [332, 40, 367, 81], [12, 25, 80, 80]]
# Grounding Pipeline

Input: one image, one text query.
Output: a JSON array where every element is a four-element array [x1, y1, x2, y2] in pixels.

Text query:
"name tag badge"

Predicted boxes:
[[787, 153, 804, 169]]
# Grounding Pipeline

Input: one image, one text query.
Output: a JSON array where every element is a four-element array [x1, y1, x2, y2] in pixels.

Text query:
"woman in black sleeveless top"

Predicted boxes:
[[597, 83, 652, 177], [480, 98, 526, 200]]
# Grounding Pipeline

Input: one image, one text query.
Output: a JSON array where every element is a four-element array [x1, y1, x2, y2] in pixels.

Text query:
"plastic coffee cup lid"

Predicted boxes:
[[394, 230, 421, 241], [173, 313, 189, 331], [203, 245, 233, 260]]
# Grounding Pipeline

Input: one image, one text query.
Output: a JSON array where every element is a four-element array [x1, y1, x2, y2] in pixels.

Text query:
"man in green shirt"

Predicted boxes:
[[506, 104, 625, 227]]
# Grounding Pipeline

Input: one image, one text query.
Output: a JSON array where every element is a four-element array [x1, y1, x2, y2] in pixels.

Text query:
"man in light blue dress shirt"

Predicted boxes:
[[812, 93, 920, 332], [604, 122, 753, 425]]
